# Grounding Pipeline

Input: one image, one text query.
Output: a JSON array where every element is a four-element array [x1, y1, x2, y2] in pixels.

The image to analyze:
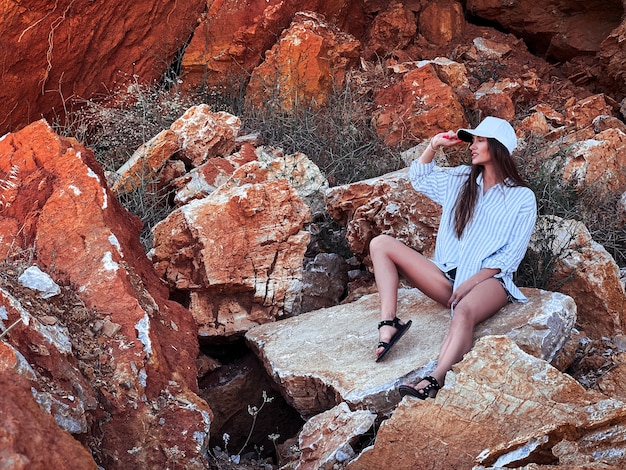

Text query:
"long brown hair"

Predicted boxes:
[[453, 138, 528, 238]]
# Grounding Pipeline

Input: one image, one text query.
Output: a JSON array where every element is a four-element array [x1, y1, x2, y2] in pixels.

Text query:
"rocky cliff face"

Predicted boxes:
[[1, 1, 626, 469], [0, 0, 205, 135]]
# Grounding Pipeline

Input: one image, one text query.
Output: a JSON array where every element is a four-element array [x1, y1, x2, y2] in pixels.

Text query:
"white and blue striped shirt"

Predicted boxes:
[[409, 160, 537, 302]]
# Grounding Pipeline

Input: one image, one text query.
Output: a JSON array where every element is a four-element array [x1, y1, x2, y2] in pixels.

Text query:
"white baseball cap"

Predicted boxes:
[[457, 116, 517, 154]]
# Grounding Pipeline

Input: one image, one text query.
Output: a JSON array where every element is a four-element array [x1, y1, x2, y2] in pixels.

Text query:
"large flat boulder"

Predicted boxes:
[[347, 335, 626, 469], [245, 287, 576, 417]]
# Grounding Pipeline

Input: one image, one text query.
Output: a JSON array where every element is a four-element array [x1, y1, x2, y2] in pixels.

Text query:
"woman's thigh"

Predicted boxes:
[[371, 235, 452, 305], [454, 277, 509, 326]]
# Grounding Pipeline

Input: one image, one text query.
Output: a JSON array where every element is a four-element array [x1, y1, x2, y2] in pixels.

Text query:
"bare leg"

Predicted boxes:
[[369, 234, 452, 357], [406, 277, 508, 396]]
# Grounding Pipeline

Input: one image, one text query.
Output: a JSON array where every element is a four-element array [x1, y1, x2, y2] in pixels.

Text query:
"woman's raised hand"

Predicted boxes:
[[431, 131, 463, 150]]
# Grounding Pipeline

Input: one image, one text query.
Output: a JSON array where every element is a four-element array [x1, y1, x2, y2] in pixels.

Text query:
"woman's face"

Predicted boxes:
[[469, 136, 491, 165]]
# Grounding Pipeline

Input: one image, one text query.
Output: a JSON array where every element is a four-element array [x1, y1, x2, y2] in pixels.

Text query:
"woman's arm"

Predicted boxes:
[[408, 131, 465, 203], [416, 131, 463, 164]]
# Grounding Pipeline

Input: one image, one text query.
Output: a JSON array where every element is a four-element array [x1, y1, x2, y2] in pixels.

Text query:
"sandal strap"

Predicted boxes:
[[422, 375, 441, 391], [378, 317, 401, 329]]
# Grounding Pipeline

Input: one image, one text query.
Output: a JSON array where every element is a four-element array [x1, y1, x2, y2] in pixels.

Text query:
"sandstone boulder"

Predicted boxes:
[[465, 0, 622, 62], [245, 11, 361, 111], [169, 105, 241, 167], [296, 402, 376, 470], [0, 0, 205, 135], [171, 143, 258, 205], [245, 287, 576, 418], [151, 179, 311, 338], [418, 0, 465, 46], [0, 341, 98, 470], [528, 215, 626, 339], [564, 94, 617, 130], [325, 168, 440, 267], [371, 62, 468, 147], [112, 129, 180, 194], [179, 0, 356, 90], [347, 335, 626, 469], [561, 127, 626, 194], [0, 120, 211, 469], [363, 2, 416, 59], [599, 18, 626, 96]]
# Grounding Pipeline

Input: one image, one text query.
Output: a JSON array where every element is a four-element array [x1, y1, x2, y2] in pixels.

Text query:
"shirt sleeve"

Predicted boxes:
[[482, 189, 537, 276], [408, 160, 447, 205]]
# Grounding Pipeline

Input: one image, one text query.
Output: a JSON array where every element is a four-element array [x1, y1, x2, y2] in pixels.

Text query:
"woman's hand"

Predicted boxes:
[[417, 131, 464, 164], [447, 268, 501, 308], [447, 279, 473, 308], [430, 131, 463, 151]]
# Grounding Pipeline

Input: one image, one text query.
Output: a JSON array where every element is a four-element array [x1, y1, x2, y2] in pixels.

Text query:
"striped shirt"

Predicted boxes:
[[409, 160, 537, 302]]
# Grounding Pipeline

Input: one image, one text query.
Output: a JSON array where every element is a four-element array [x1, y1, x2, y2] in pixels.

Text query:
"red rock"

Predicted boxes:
[[418, 1, 465, 46], [170, 105, 241, 167], [475, 90, 516, 121], [529, 216, 626, 339], [0, 120, 212, 468], [561, 128, 626, 194], [326, 169, 441, 267], [179, 0, 356, 90], [0, 0, 206, 135], [371, 62, 468, 147], [466, 0, 621, 62], [112, 129, 180, 193], [152, 178, 310, 338], [346, 336, 626, 469], [245, 11, 361, 111], [599, 19, 626, 96], [565, 94, 616, 130], [0, 343, 97, 470], [363, 2, 416, 59]]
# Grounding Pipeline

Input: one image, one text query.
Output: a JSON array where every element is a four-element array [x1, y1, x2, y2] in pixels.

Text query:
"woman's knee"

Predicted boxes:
[[450, 307, 473, 328], [369, 234, 395, 255]]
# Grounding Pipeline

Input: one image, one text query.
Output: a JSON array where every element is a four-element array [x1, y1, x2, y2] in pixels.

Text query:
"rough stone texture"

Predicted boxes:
[[466, 0, 622, 61], [418, 0, 465, 46], [245, 11, 361, 111], [599, 18, 626, 96], [0, 120, 211, 469], [371, 62, 468, 147], [0, 0, 205, 135], [296, 402, 376, 470], [220, 147, 330, 218], [529, 216, 626, 339], [245, 287, 576, 418], [112, 129, 180, 193], [363, 2, 416, 59], [325, 168, 441, 266], [475, 78, 517, 121], [300, 253, 349, 313], [0, 341, 98, 470], [0, 285, 96, 436], [561, 127, 626, 194], [347, 336, 626, 469], [171, 143, 258, 205], [179, 0, 356, 90], [564, 94, 617, 130], [169, 105, 241, 167], [151, 179, 311, 338]]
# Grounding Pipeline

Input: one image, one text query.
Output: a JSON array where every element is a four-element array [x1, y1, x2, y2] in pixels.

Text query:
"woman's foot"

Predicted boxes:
[[376, 317, 412, 362], [398, 375, 442, 399]]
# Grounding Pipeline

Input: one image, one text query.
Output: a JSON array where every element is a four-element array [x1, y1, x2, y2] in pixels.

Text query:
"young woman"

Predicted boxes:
[[370, 116, 537, 399]]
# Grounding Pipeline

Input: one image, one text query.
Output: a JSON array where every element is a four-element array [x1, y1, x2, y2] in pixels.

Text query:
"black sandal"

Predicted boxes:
[[375, 317, 412, 363], [398, 375, 441, 400]]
